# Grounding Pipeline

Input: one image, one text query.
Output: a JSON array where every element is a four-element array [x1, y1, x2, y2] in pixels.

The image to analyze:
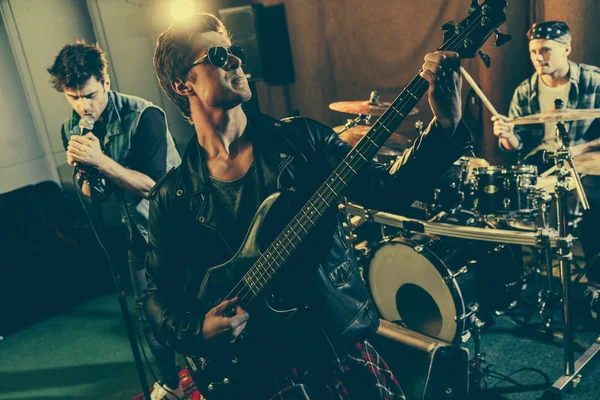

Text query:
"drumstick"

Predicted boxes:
[[540, 165, 558, 177], [460, 66, 500, 117]]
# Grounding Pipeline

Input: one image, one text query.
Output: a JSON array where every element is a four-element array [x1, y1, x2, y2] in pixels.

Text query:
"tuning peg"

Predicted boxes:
[[468, 0, 479, 14], [442, 21, 456, 31], [495, 30, 512, 47], [478, 50, 491, 68]]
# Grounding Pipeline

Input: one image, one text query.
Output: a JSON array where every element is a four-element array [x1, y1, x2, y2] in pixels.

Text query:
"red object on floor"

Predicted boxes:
[[132, 368, 205, 400]]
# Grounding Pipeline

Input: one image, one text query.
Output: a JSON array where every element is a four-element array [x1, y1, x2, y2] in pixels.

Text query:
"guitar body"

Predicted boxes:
[[188, 192, 322, 399], [197, 192, 297, 311]]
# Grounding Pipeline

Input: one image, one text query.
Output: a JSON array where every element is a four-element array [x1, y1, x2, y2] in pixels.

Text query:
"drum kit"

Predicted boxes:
[[330, 91, 600, 396]]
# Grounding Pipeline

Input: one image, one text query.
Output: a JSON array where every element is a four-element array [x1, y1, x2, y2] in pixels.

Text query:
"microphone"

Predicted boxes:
[[78, 115, 94, 135], [73, 115, 105, 199], [73, 115, 94, 168]]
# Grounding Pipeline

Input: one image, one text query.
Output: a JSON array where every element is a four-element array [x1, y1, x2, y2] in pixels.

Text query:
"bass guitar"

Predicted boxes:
[[188, 1, 508, 398]]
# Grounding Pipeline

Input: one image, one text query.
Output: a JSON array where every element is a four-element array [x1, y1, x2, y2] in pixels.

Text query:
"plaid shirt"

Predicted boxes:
[[269, 340, 405, 400], [504, 60, 600, 159]]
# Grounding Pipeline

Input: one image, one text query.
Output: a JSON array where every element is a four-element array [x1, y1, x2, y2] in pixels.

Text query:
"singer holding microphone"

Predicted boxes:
[[47, 41, 184, 399]]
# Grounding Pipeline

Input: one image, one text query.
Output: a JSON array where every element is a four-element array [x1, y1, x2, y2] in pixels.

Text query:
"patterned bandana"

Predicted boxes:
[[527, 21, 571, 44]]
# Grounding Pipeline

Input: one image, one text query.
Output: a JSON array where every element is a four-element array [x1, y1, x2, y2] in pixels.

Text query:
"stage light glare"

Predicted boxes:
[[170, 0, 195, 21]]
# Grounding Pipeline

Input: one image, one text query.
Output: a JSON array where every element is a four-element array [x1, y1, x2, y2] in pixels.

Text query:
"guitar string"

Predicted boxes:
[[228, 10, 492, 306], [231, 11, 489, 306]]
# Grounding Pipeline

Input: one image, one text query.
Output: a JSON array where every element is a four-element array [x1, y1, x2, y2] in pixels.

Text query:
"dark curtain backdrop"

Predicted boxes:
[[250, 0, 600, 166]]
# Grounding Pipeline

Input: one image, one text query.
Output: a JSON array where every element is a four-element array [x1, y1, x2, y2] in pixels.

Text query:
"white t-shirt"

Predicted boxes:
[[532, 77, 571, 155]]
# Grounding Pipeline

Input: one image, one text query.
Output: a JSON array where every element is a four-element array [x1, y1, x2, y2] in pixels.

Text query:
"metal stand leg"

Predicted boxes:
[[545, 118, 600, 396], [538, 246, 558, 330], [471, 314, 486, 366], [468, 313, 488, 395]]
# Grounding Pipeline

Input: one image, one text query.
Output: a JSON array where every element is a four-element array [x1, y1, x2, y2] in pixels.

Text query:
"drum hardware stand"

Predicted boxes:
[[467, 309, 492, 394], [543, 110, 599, 398], [537, 241, 561, 331], [343, 203, 565, 247], [335, 91, 380, 135], [340, 197, 358, 247], [339, 199, 372, 270], [535, 199, 563, 331], [336, 114, 371, 135], [460, 302, 503, 396]]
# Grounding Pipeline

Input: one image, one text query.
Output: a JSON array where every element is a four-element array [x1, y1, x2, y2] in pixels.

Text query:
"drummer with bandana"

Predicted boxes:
[[493, 21, 600, 324]]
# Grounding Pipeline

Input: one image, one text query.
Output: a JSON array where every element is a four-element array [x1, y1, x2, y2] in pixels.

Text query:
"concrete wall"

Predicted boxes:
[[86, 0, 195, 153], [0, 14, 52, 194], [0, 0, 96, 191]]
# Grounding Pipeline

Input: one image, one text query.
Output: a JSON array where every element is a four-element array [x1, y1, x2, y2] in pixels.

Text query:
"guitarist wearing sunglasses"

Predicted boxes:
[[147, 12, 472, 400]]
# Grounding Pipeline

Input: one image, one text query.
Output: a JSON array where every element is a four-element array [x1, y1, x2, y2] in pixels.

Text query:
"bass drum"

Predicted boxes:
[[365, 233, 522, 343]]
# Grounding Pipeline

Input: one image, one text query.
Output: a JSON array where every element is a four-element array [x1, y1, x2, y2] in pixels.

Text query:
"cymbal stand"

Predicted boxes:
[[535, 192, 559, 330], [336, 114, 371, 135], [544, 120, 598, 398], [468, 309, 490, 393]]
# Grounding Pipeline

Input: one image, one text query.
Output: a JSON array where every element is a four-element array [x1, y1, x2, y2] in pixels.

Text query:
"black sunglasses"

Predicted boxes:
[[185, 45, 246, 72]]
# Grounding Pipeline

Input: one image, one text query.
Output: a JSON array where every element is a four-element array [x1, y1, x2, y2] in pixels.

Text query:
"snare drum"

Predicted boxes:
[[366, 233, 522, 343]]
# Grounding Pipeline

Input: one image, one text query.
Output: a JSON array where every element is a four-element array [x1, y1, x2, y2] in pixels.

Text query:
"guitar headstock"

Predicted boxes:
[[441, 0, 507, 60]]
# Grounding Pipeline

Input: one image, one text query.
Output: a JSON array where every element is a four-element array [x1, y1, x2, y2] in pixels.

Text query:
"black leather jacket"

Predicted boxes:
[[144, 112, 471, 358]]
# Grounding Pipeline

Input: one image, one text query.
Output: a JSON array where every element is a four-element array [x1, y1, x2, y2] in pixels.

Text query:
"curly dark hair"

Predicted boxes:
[[154, 13, 230, 123], [47, 40, 108, 92]]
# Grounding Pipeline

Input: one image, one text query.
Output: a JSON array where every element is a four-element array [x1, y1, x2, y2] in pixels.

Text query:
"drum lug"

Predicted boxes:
[[433, 188, 441, 202], [443, 265, 469, 283]]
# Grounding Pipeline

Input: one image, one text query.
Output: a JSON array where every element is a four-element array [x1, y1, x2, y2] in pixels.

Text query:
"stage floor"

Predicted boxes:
[[1, 264, 599, 399]]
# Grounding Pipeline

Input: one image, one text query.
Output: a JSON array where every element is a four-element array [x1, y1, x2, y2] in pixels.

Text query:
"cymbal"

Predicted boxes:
[[329, 100, 419, 116], [333, 125, 413, 151], [509, 108, 600, 125], [574, 151, 600, 175]]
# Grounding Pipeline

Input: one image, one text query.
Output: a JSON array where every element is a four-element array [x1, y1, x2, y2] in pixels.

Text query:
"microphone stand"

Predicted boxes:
[[77, 172, 152, 399], [544, 111, 600, 398]]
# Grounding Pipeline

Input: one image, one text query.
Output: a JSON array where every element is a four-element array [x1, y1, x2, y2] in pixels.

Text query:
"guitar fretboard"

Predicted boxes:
[[227, 2, 503, 306]]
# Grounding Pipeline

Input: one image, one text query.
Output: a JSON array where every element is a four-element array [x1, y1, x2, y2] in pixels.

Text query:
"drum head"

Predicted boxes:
[[368, 239, 463, 343]]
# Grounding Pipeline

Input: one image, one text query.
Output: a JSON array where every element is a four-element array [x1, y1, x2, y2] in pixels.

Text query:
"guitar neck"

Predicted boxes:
[[236, 75, 429, 307], [235, 0, 508, 305]]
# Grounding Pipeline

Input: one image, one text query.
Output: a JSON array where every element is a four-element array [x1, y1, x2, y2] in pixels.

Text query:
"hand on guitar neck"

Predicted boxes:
[[419, 51, 463, 131]]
